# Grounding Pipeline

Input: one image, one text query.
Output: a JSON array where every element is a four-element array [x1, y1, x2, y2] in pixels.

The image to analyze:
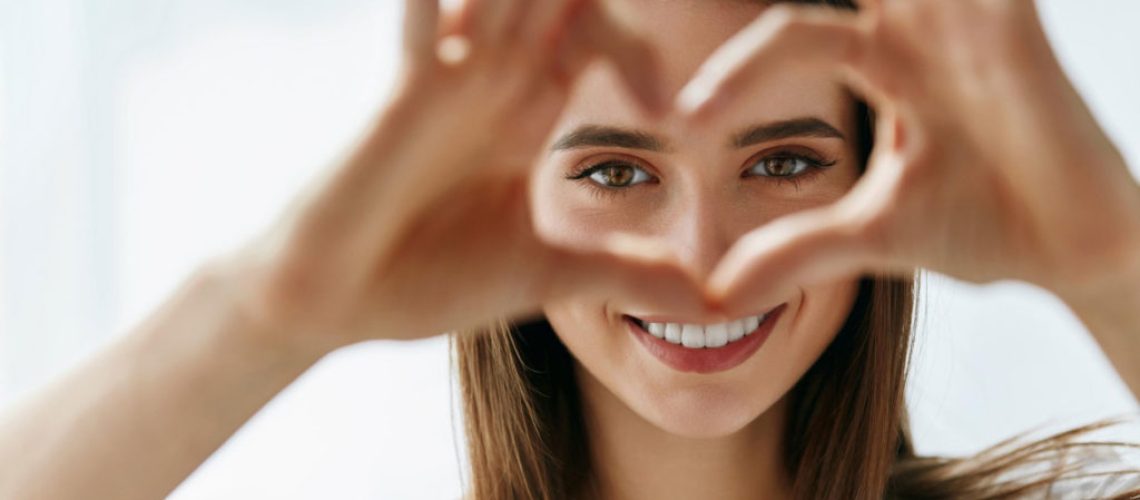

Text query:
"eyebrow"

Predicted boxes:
[[549, 117, 845, 153], [550, 125, 668, 152], [731, 117, 845, 148]]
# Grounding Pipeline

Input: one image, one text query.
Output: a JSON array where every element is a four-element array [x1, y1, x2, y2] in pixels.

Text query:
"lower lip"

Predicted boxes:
[[626, 304, 787, 374]]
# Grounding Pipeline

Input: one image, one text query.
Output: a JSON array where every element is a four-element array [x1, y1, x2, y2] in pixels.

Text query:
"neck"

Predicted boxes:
[[576, 362, 793, 500]]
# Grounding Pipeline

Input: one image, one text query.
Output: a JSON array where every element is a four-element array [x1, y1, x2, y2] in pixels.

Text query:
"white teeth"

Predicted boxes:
[[727, 320, 746, 342], [638, 312, 771, 350], [705, 323, 728, 348], [664, 323, 683, 344], [743, 316, 761, 334], [681, 324, 705, 348]]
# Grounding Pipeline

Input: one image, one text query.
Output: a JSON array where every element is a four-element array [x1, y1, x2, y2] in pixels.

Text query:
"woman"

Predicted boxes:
[[2, 0, 1139, 498]]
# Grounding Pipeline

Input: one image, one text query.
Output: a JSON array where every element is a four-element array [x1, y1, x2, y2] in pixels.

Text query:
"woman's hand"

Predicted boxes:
[[219, 0, 708, 351], [676, 0, 1140, 315]]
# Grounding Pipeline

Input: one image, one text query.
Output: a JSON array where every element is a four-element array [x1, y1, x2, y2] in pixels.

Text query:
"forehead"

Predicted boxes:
[[558, 0, 852, 144], [608, 0, 766, 82]]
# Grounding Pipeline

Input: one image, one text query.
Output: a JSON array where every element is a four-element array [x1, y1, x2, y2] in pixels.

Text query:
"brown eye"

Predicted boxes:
[[599, 165, 633, 186], [743, 151, 838, 188], [578, 162, 654, 188], [754, 156, 809, 177]]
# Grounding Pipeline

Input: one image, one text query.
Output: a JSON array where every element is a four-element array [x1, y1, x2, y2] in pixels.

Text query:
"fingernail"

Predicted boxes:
[[436, 35, 472, 67]]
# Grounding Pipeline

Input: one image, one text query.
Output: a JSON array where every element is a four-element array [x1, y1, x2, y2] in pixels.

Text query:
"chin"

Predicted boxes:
[[572, 349, 788, 439]]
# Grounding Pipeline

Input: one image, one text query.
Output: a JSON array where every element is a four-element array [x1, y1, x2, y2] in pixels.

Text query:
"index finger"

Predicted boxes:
[[584, 1, 668, 117], [553, 0, 668, 118], [676, 4, 868, 122], [403, 0, 441, 63]]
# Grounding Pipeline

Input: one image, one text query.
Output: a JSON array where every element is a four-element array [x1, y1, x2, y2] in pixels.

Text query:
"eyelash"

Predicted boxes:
[[744, 151, 838, 190], [565, 150, 838, 198], [565, 159, 657, 199]]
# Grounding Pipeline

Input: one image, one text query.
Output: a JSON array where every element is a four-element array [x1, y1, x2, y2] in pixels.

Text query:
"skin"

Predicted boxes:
[[1, 1, 1139, 499], [535, 2, 858, 498]]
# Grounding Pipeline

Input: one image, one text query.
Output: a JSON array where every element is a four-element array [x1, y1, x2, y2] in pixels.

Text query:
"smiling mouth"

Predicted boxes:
[[623, 308, 775, 350]]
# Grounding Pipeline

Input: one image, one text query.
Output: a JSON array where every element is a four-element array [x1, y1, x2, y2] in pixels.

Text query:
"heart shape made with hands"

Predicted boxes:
[[524, 0, 1140, 321], [279, 0, 1139, 346]]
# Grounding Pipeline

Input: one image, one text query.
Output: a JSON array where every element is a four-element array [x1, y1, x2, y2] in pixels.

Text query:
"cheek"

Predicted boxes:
[[530, 170, 656, 252], [544, 300, 640, 388], [530, 171, 602, 249], [544, 300, 612, 360], [755, 278, 861, 398]]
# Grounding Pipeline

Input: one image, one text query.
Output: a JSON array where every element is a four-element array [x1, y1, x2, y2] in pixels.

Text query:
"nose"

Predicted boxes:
[[665, 187, 734, 280]]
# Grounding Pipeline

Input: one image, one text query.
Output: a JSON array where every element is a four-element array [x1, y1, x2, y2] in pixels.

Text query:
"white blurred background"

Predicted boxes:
[[1, 1, 1139, 498]]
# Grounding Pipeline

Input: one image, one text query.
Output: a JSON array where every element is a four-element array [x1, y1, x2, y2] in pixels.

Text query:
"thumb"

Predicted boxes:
[[708, 205, 877, 318], [542, 233, 716, 318]]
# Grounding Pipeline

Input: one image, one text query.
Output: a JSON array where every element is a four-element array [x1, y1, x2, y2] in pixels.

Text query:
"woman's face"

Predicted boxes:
[[532, 0, 861, 438]]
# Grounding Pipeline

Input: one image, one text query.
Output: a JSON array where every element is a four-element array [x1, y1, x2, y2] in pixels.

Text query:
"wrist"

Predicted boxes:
[[1051, 155, 1140, 301], [194, 254, 340, 366], [1056, 213, 1140, 319]]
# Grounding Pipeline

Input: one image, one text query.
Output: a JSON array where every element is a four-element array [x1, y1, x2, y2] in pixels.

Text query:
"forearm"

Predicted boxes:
[[1061, 195, 1140, 402], [0, 261, 327, 500]]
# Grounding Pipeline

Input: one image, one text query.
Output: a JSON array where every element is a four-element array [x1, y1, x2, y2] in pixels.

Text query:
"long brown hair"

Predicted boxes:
[[451, 1, 1140, 497]]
